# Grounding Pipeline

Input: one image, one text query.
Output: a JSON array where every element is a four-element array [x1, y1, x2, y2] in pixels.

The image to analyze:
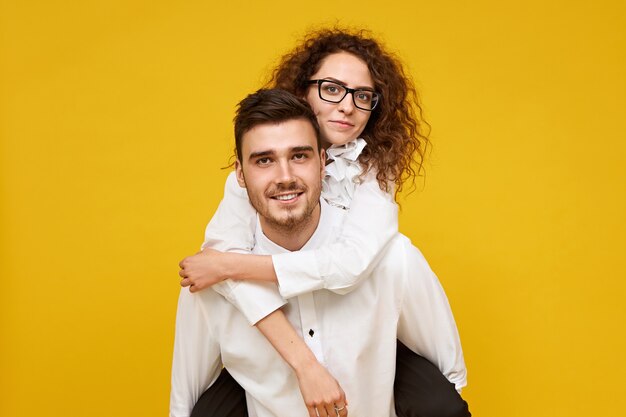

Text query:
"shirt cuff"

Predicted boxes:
[[272, 251, 323, 298], [229, 281, 287, 325]]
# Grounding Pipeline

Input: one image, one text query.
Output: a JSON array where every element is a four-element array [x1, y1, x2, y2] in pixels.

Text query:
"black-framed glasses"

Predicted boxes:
[[307, 79, 381, 111]]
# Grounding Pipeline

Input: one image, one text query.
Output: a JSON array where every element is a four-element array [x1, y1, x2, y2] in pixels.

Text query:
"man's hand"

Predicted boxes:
[[295, 360, 348, 417], [178, 249, 224, 292]]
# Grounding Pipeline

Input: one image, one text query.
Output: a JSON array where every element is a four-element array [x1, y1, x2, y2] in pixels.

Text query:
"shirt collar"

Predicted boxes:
[[254, 199, 333, 255]]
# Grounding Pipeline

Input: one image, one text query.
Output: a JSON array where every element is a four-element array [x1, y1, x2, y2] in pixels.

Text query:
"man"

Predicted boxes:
[[170, 89, 467, 417]]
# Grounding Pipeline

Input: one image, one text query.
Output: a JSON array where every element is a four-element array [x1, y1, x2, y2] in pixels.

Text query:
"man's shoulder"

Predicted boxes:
[[381, 233, 433, 275]]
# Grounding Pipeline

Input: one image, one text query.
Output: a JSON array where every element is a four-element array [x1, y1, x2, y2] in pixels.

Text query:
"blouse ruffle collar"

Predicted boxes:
[[322, 138, 367, 209]]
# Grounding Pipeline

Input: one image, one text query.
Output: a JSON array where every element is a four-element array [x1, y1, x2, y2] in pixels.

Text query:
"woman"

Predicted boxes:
[[179, 28, 470, 417]]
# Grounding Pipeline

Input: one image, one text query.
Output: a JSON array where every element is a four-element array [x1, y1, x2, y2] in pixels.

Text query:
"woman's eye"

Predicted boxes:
[[324, 85, 342, 95], [356, 92, 372, 102]]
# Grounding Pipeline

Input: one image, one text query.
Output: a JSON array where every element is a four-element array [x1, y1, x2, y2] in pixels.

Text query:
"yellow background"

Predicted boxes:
[[1, 1, 625, 416]]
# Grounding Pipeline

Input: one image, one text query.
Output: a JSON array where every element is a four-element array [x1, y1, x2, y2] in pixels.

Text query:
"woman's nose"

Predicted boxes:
[[337, 93, 355, 114]]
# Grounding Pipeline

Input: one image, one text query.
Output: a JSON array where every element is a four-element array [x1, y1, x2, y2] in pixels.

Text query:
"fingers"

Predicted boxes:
[[331, 391, 348, 417], [315, 404, 347, 417], [178, 252, 218, 291], [304, 380, 347, 417], [179, 266, 191, 287], [309, 396, 347, 417], [308, 404, 329, 417], [178, 257, 191, 286], [324, 402, 347, 417], [321, 404, 335, 417], [179, 258, 189, 284], [334, 403, 348, 417], [314, 406, 327, 417]]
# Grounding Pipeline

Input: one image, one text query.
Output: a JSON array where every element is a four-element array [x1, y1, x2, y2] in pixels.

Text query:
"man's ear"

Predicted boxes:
[[235, 160, 246, 188], [319, 148, 326, 180]]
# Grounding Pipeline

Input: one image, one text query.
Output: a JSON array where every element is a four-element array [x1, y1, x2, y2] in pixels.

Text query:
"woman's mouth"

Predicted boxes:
[[330, 120, 354, 128]]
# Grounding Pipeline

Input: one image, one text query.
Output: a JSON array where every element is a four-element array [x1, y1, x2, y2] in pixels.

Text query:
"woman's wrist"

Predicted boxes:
[[292, 348, 321, 375], [221, 252, 277, 283]]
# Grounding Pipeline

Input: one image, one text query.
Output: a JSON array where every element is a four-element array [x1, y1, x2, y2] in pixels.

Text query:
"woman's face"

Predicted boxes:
[[305, 52, 374, 147]]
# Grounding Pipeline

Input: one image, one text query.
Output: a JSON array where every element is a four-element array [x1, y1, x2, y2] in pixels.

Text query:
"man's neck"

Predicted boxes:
[[259, 204, 321, 252]]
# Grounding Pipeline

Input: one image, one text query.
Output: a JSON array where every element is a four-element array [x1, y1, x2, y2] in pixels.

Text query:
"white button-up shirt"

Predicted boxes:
[[170, 200, 467, 417], [203, 139, 399, 326]]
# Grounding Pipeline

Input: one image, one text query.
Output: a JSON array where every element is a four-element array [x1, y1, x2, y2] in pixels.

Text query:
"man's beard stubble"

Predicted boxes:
[[248, 181, 320, 235]]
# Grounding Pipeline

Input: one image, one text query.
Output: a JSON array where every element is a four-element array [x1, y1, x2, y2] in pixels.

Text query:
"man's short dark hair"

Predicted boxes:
[[234, 89, 321, 162]]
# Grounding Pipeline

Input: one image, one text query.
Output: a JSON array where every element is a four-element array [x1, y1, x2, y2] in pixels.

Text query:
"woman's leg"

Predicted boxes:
[[190, 368, 248, 417], [395, 341, 471, 417]]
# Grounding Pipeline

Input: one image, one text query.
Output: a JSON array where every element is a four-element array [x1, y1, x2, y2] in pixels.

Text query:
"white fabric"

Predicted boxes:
[[170, 201, 467, 417], [202, 172, 287, 324], [204, 139, 398, 324], [322, 137, 367, 209]]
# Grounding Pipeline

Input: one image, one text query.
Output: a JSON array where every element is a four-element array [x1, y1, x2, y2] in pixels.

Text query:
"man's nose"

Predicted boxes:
[[276, 160, 296, 184]]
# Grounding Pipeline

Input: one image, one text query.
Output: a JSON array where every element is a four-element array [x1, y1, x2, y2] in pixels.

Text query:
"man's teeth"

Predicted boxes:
[[275, 193, 299, 201]]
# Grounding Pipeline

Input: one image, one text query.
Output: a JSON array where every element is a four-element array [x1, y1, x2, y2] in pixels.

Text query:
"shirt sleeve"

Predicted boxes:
[[396, 238, 468, 392], [201, 170, 256, 253], [272, 171, 398, 298], [170, 289, 223, 417], [203, 171, 287, 325]]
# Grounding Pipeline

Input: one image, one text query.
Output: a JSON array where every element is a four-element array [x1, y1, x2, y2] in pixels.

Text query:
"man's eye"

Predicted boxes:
[[256, 157, 272, 165], [293, 153, 307, 161]]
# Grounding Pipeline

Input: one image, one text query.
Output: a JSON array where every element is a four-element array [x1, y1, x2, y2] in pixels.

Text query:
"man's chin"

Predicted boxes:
[[266, 214, 304, 229]]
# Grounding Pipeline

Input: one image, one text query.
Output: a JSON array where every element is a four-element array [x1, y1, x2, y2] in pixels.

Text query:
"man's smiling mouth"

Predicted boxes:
[[273, 193, 302, 201]]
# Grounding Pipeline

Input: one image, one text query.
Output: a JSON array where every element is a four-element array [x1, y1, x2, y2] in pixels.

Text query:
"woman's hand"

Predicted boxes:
[[178, 248, 224, 292], [179, 251, 278, 291], [295, 359, 348, 417]]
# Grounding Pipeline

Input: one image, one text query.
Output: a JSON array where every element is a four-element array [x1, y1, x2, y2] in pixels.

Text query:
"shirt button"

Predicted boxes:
[[309, 329, 314, 337]]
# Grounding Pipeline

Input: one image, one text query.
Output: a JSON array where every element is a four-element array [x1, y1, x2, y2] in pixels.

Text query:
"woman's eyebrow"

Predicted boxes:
[[321, 77, 375, 91], [321, 77, 347, 86]]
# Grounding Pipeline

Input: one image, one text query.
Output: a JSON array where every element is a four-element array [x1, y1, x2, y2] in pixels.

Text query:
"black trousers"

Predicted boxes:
[[191, 341, 470, 417]]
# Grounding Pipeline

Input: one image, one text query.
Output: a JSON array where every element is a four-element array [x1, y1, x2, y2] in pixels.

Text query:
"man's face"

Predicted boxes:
[[236, 118, 325, 231]]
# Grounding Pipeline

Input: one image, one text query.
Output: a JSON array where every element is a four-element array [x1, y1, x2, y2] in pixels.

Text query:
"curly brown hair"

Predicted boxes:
[[266, 27, 430, 197]]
